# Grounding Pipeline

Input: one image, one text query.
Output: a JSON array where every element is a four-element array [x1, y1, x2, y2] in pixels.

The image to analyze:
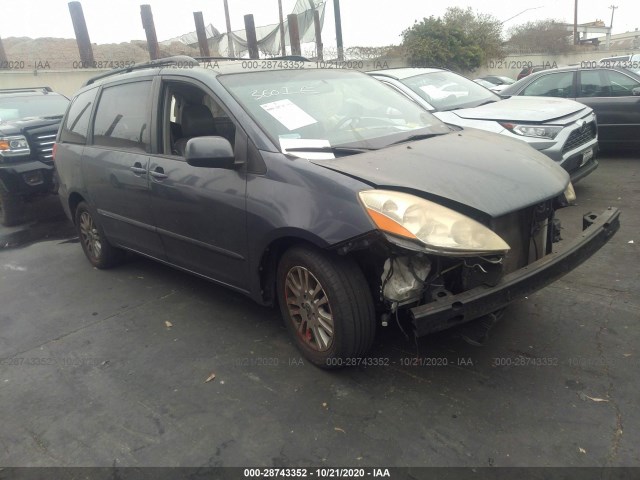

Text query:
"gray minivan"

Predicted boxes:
[[54, 57, 620, 367]]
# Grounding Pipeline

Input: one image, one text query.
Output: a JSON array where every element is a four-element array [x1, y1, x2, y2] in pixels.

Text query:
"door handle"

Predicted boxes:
[[150, 167, 168, 180], [130, 163, 146, 175]]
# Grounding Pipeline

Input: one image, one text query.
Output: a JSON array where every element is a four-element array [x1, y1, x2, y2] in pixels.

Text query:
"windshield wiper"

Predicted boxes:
[[388, 132, 446, 146], [284, 146, 376, 155]]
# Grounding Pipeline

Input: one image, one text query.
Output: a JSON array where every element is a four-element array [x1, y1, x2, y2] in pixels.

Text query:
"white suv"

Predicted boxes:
[[369, 68, 599, 183]]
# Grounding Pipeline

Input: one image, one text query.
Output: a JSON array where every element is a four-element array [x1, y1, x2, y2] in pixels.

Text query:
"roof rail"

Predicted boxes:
[[83, 55, 199, 86], [269, 55, 310, 61], [194, 55, 311, 62], [0, 86, 53, 94], [195, 56, 242, 61]]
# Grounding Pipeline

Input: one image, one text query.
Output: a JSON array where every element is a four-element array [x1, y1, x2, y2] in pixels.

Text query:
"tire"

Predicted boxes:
[[276, 246, 376, 368], [0, 192, 24, 227], [74, 201, 124, 269]]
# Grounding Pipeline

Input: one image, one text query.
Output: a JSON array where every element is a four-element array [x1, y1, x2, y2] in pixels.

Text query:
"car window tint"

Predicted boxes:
[[162, 82, 236, 156], [607, 70, 640, 97], [522, 72, 574, 98], [579, 70, 609, 97], [93, 81, 151, 152], [60, 88, 97, 144]]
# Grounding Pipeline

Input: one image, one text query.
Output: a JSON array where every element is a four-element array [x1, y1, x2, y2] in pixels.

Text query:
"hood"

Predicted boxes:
[[0, 116, 62, 136], [312, 128, 569, 218], [451, 96, 588, 124]]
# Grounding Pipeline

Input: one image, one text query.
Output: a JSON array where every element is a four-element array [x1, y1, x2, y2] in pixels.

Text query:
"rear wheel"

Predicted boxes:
[[75, 201, 124, 268], [0, 192, 24, 227], [277, 246, 376, 368]]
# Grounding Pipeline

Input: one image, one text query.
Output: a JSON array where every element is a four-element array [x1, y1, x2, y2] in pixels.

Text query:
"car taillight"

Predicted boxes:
[[52, 143, 57, 162]]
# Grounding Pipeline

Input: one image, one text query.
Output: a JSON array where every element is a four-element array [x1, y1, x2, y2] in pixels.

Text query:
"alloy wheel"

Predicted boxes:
[[79, 211, 102, 260], [284, 266, 334, 351]]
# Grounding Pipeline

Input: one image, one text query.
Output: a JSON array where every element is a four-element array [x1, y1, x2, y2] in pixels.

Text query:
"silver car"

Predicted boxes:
[[369, 68, 598, 183]]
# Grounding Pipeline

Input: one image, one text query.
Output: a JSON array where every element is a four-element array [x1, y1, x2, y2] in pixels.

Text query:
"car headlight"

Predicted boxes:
[[359, 190, 510, 256], [564, 181, 576, 204], [500, 123, 562, 140], [0, 135, 31, 159]]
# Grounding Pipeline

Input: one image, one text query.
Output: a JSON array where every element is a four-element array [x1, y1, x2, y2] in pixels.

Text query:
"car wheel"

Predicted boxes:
[[75, 201, 124, 269], [277, 246, 376, 368], [0, 192, 24, 227]]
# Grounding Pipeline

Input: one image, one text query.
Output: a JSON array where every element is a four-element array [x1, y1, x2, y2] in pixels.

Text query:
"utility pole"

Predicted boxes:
[[0, 36, 8, 69], [609, 5, 618, 29], [574, 0, 578, 45], [278, 0, 286, 56], [193, 11, 210, 57], [223, 0, 235, 57], [68, 1, 95, 66], [244, 14, 259, 59], [333, 0, 344, 60]]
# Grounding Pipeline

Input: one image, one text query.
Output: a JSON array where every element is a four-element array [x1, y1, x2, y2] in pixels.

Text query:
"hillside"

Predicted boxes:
[[1, 37, 200, 69]]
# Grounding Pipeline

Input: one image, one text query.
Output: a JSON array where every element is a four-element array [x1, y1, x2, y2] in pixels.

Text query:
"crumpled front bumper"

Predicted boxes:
[[411, 207, 621, 337]]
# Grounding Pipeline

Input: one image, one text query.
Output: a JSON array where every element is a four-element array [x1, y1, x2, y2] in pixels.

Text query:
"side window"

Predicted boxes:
[[162, 82, 236, 156], [607, 70, 640, 97], [60, 88, 98, 144], [579, 70, 609, 97], [93, 81, 151, 152], [522, 72, 575, 98]]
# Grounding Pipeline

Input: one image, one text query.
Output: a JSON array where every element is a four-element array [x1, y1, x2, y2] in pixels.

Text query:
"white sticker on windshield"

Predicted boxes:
[[260, 99, 317, 131], [279, 138, 334, 160]]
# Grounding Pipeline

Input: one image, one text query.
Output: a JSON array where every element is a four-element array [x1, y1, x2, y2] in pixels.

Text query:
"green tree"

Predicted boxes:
[[507, 19, 573, 54], [402, 7, 503, 72]]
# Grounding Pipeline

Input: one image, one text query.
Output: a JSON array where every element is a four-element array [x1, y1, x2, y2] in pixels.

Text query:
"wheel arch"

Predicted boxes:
[[67, 191, 86, 224], [256, 230, 331, 306]]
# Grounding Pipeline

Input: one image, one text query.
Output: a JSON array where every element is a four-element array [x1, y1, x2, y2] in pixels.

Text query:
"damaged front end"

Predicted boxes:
[[337, 187, 620, 337]]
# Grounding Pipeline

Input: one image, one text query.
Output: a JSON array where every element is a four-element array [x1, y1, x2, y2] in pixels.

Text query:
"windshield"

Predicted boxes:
[[219, 69, 450, 153], [0, 94, 69, 122], [400, 71, 501, 111]]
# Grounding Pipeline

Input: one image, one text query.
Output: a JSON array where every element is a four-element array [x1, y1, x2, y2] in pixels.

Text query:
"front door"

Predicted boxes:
[[148, 79, 249, 291], [576, 69, 640, 146]]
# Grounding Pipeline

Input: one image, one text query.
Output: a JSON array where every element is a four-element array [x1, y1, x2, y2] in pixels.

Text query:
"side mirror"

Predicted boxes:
[[632, 87, 640, 96], [185, 136, 237, 168]]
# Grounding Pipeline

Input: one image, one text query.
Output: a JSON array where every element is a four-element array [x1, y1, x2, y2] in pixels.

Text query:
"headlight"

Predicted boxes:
[[500, 123, 562, 140], [359, 190, 510, 256], [564, 181, 576, 204], [0, 135, 31, 158]]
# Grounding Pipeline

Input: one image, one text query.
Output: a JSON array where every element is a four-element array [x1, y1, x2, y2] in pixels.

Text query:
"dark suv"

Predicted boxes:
[[0, 87, 69, 226], [54, 57, 619, 367]]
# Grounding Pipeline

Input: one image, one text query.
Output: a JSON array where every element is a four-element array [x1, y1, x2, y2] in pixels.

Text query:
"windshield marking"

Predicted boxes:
[[260, 98, 318, 131], [251, 85, 319, 101]]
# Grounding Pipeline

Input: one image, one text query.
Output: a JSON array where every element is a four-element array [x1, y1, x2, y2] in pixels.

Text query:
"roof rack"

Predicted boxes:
[[0, 86, 53, 94], [83, 55, 199, 86]]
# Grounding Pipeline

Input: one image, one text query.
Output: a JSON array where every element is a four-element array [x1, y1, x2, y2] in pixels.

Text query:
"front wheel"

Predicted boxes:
[[74, 201, 124, 268], [277, 246, 376, 368]]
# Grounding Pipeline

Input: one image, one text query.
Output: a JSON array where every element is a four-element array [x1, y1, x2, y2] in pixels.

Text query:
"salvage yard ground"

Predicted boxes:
[[0, 154, 638, 467]]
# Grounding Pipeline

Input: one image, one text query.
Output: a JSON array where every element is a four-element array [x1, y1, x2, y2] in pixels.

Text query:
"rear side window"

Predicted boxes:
[[60, 88, 98, 144], [579, 70, 608, 97], [607, 70, 640, 97], [92, 81, 151, 152], [521, 71, 575, 98]]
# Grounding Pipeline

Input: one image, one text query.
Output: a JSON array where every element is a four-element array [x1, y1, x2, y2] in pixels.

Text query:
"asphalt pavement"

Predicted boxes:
[[0, 155, 638, 469]]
